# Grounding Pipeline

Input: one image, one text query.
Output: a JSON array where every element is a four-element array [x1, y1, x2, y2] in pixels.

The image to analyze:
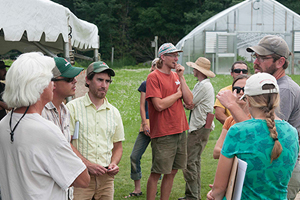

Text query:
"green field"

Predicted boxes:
[[105, 67, 300, 200]]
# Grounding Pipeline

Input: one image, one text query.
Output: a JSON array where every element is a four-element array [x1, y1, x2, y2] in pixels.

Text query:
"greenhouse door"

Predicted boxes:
[[215, 33, 237, 74]]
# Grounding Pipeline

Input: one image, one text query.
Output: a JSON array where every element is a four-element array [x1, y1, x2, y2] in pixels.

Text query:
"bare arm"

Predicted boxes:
[[213, 128, 228, 159], [71, 143, 107, 176], [217, 90, 250, 122], [207, 154, 234, 200], [140, 92, 150, 137], [107, 141, 123, 176], [176, 64, 193, 106], [70, 168, 90, 188], [151, 85, 182, 112], [215, 107, 228, 125]]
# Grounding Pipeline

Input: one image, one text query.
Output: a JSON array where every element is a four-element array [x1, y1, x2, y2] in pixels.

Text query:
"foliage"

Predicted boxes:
[[237, 55, 254, 74], [52, 0, 300, 64]]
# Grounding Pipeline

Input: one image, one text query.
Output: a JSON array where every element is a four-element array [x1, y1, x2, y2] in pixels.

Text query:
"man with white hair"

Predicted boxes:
[[0, 52, 90, 200]]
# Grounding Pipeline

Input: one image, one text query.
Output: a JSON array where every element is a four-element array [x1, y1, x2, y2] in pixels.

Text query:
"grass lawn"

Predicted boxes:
[[105, 67, 300, 200]]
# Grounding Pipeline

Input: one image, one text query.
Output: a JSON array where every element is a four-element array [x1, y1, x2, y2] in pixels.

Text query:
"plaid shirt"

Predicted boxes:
[[42, 102, 71, 142]]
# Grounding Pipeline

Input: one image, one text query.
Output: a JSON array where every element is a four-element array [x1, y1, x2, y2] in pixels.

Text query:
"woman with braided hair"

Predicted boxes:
[[207, 73, 299, 200]]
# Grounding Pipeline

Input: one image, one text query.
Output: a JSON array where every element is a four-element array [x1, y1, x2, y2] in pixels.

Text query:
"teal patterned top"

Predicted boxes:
[[221, 118, 299, 200]]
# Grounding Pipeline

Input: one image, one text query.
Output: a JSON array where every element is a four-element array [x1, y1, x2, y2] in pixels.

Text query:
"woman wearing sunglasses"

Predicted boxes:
[[207, 73, 299, 200], [213, 74, 249, 159]]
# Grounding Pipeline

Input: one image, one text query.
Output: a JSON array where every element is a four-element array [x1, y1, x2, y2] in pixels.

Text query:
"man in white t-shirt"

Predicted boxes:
[[0, 52, 90, 200]]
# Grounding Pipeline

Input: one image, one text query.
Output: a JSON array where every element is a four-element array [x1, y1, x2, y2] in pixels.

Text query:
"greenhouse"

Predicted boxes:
[[176, 0, 300, 74]]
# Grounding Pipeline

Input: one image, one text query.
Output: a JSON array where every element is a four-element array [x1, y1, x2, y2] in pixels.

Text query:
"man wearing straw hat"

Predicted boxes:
[[179, 57, 215, 200]]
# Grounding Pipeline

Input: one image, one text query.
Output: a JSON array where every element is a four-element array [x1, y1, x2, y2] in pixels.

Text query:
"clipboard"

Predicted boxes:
[[225, 156, 247, 200]]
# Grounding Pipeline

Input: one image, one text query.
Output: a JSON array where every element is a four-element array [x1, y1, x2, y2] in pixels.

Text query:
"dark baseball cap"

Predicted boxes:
[[52, 57, 83, 78], [87, 61, 115, 76]]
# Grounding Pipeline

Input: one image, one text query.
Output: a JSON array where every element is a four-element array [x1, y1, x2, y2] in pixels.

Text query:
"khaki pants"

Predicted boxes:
[[183, 127, 211, 200], [73, 174, 114, 200]]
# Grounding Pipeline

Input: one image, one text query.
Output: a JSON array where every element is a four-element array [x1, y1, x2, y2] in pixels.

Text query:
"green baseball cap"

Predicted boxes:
[[87, 61, 115, 76], [52, 57, 83, 78]]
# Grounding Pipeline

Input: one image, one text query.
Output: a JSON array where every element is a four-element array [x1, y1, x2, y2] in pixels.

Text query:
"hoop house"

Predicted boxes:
[[176, 0, 300, 74]]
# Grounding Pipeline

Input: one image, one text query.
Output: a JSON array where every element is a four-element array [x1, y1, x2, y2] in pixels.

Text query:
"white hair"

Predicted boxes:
[[3, 52, 55, 108]]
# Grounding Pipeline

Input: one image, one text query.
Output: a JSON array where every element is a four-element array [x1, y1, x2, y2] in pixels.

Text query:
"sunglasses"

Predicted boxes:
[[232, 86, 244, 94], [233, 69, 248, 74], [51, 77, 75, 83]]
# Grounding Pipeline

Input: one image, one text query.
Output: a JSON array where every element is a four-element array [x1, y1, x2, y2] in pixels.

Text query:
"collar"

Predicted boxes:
[[83, 93, 112, 110], [45, 101, 57, 111], [45, 101, 67, 113]]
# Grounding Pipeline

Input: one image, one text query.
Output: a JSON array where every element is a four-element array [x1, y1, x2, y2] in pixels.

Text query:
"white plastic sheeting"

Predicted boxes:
[[0, 0, 99, 55], [176, 0, 300, 74]]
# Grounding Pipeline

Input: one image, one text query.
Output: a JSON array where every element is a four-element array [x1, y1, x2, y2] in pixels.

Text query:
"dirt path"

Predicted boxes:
[[75, 70, 88, 98]]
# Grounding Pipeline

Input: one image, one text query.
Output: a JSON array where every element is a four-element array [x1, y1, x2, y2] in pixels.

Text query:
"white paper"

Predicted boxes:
[[73, 121, 79, 139], [232, 158, 247, 200]]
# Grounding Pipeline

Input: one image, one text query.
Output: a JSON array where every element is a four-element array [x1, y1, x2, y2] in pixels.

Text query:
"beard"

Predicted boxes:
[[254, 63, 277, 75]]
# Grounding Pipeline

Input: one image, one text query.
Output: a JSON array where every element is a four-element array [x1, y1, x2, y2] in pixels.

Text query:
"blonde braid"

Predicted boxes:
[[248, 93, 282, 163], [264, 95, 282, 163]]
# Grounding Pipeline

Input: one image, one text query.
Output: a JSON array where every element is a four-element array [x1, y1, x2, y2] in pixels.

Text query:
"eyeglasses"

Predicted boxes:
[[233, 69, 248, 74], [232, 86, 244, 94], [251, 54, 273, 63], [164, 54, 179, 58], [51, 77, 75, 83]]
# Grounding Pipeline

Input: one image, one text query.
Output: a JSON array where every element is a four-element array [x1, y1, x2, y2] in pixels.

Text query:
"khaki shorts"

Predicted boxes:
[[151, 131, 187, 174]]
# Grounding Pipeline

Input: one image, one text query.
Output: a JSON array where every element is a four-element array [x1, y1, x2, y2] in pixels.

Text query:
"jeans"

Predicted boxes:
[[183, 127, 211, 200], [130, 132, 151, 180]]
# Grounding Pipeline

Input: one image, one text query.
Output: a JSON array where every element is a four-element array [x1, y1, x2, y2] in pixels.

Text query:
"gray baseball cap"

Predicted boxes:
[[246, 35, 291, 59]]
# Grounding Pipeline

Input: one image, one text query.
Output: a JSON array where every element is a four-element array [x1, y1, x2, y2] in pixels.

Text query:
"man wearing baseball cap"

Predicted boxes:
[[146, 43, 193, 200], [179, 57, 215, 200], [42, 57, 83, 142], [217, 35, 300, 199], [67, 61, 124, 200], [0, 61, 10, 120], [42, 57, 84, 200]]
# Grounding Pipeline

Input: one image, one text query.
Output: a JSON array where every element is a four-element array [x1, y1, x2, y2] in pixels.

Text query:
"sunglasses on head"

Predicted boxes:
[[233, 69, 248, 74], [51, 77, 75, 83], [232, 86, 244, 94]]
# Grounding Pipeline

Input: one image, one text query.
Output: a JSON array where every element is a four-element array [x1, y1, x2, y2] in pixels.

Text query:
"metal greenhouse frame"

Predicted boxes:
[[176, 0, 300, 74]]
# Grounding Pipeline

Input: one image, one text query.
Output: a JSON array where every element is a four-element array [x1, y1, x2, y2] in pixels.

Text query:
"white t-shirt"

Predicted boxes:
[[0, 113, 86, 200]]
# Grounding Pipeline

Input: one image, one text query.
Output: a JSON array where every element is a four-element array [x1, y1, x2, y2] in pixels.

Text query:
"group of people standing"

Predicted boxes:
[[127, 35, 300, 200], [0, 34, 299, 200], [0, 54, 123, 200]]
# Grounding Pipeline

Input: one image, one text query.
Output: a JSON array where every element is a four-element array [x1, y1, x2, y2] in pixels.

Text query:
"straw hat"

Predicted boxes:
[[186, 57, 215, 78]]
